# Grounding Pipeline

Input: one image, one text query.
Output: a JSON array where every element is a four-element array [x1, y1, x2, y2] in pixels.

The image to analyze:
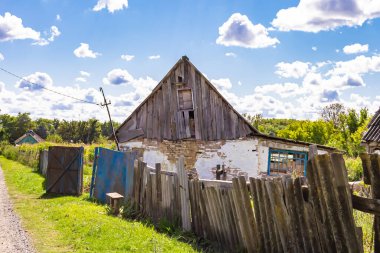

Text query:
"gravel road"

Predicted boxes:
[[0, 166, 35, 253]]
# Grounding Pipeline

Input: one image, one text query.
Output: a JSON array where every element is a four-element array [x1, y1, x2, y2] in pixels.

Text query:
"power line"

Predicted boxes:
[[0, 67, 100, 106]]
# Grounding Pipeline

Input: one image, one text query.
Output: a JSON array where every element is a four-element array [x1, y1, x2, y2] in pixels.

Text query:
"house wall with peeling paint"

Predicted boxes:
[[120, 137, 331, 180]]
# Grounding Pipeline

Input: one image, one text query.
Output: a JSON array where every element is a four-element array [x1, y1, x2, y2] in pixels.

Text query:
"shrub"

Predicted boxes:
[[46, 134, 63, 143], [345, 157, 363, 182]]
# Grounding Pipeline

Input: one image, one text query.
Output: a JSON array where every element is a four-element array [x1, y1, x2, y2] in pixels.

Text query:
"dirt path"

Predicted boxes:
[[0, 166, 35, 253]]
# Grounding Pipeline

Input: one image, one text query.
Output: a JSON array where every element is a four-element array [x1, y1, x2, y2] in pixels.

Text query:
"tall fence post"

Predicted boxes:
[[177, 155, 191, 231], [362, 153, 380, 252]]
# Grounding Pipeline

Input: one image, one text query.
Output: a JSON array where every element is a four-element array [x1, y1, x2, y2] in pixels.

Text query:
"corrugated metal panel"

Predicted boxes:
[[90, 147, 136, 203]]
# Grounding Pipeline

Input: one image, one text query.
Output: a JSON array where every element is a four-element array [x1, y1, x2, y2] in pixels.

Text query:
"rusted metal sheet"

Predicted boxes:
[[46, 146, 84, 195], [90, 147, 136, 203]]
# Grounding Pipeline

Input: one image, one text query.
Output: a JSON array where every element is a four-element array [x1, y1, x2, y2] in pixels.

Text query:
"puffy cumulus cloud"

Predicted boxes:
[[73, 43, 101, 58], [0, 13, 59, 46], [51, 103, 73, 111], [216, 13, 279, 49], [93, 0, 128, 13], [56, 14, 61, 21], [75, 71, 91, 83], [103, 69, 134, 85], [211, 78, 233, 90], [121, 54, 134, 61], [16, 72, 53, 91], [80, 71, 90, 77], [327, 55, 380, 76], [0, 52, 3, 61], [343, 43, 369, 54], [272, 0, 380, 32], [102, 68, 156, 101], [320, 90, 339, 102], [48, 26, 61, 42], [33, 25, 61, 46], [0, 12, 40, 42], [275, 61, 310, 79], [254, 83, 301, 98], [148, 55, 160, 60]]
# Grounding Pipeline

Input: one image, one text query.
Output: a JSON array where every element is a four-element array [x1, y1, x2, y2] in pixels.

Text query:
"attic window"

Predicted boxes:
[[178, 76, 183, 83], [178, 88, 193, 110]]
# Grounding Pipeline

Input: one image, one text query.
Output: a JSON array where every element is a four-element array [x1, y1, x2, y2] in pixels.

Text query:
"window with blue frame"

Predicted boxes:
[[267, 149, 308, 177]]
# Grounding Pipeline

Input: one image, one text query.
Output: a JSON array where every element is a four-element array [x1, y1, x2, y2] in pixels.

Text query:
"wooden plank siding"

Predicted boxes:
[[116, 56, 258, 142]]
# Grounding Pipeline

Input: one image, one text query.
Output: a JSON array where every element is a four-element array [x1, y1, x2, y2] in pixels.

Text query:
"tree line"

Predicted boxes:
[[0, 113, 120, 144], [244, 103, 371, 157]]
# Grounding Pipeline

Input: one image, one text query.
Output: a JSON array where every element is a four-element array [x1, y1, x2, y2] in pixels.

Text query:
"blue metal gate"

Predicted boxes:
[[90, 147, 136, 203]]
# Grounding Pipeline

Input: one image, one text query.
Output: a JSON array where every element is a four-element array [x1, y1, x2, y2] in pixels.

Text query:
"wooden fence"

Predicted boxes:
[[130, 157, 191, 229], [188, 153, 362, 252], [120, 152, 380, 252]]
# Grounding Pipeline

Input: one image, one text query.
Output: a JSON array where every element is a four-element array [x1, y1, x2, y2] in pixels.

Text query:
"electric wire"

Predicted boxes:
[[0, 67, 101, 106]]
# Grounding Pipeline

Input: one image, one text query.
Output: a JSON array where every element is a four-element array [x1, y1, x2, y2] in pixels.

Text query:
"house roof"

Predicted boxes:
[[14, 130, 44, 144], [114, 56, 336, 150], [115, 56, 259, 141], [363, 108, 380, 142]]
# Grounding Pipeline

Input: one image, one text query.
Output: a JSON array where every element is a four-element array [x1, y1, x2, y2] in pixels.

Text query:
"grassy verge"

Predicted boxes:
[[0, 156, 198, 253]]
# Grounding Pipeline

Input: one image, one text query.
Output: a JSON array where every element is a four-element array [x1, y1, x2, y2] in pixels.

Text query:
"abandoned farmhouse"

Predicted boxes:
[[115, 56, 334, 179]]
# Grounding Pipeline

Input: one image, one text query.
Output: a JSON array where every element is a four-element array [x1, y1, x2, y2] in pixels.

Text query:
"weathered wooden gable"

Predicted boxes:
[[116, 56, 258, 142]]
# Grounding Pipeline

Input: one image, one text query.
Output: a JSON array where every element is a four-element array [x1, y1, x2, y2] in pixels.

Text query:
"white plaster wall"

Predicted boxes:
[[194, 139, 259, 179], [122, 138, 331, 180], [120, 141, 176, 171]]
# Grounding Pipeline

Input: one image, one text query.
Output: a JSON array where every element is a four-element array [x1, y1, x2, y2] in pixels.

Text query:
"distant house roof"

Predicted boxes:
[[14, 130, 45, 145], [363, 108, 380, 142]]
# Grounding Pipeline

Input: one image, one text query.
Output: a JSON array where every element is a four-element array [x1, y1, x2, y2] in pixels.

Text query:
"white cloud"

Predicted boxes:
[[343, 43, 369, 54], [73, 43, 101, 58], [103, 69, 134, 85], [74, 71, 90, 83], [80, 71, 90, 77], [0, 12, 40, 42], [216, 13, 279, 49], [327, 55, 380, 76], [0, 68, 159, 122], [272, 0, 380, 32], [93, 0, 128, 13], [254, 83, 301, 98], [275, 61, 310, 79], [31, 26, 61, 46], [15, 72, 53, 91], [75, 77, 87, 83], [312, 46, 317, 51], [0, 53, 4, 61], [225, 52, 237, 57], [121, 54, 135, 61], [56, 14, 61, 21], [148, 55, 160, 60], [211, 78, 233, 90], [48, 26, 60, 42]]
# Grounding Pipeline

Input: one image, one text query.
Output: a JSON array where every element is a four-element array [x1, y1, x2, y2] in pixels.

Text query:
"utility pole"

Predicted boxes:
[[100, 87, 120, 151]]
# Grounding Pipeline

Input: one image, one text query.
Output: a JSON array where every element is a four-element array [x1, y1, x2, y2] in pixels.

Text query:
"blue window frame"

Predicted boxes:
[[267, 149, 308, 176]]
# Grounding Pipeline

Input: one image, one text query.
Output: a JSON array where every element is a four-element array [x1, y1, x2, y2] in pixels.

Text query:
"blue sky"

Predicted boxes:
[[0, 0, 380, 121]]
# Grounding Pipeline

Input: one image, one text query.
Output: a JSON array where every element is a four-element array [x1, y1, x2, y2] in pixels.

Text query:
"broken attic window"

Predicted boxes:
[[178, 88, 193, 110], [268, 149, 307, 177], [178, 76, 183, 83]]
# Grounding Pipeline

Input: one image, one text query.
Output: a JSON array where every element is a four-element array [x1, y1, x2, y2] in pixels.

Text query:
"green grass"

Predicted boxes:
[[0, 156, 198, 253]]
